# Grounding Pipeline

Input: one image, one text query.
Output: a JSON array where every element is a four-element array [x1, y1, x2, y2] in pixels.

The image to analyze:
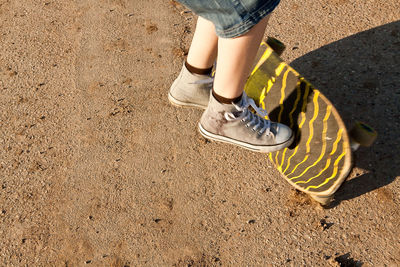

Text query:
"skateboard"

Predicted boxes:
[[245, 38, 377, 205]]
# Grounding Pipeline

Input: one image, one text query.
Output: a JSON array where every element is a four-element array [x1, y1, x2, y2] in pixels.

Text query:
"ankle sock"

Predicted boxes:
[[212, 90, 242, 104], [185, 61, 213, 75]]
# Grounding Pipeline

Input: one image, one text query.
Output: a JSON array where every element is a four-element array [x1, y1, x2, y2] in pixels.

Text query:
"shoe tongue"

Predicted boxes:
[[269, 123, 278, 136], [231, 110, 244, 118], [229, 95, 248, 117]]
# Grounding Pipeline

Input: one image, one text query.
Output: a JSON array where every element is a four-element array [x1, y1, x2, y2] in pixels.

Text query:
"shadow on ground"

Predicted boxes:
[[290, 21, 400, 206]]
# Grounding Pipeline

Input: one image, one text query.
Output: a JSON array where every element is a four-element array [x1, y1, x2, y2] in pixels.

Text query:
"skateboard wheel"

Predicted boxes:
[[310, 194, 333, 206], [266, 37, 286, 57], [349, 121, 377, 149]]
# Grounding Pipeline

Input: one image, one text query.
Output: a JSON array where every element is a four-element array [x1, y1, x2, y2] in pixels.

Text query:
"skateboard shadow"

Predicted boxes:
[[289, 20, 400, 206]]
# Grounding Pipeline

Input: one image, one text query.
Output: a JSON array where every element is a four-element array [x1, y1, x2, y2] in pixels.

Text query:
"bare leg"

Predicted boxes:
[[171, 12, 293, 152], [213, 15, 270, 99], [186, 17, 218, 69], [170, 14, 270, 108]]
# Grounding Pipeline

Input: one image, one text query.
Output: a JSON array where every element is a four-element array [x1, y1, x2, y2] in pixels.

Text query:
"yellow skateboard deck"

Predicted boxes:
[[245, 41, 352, 205]]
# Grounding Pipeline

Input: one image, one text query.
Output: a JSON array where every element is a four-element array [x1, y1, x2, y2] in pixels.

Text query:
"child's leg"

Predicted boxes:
[[170, 14, 269, 108], [168, 17, 217, 109], [186, 16, 218, 70], [170, 1, 293, 152], [213, 15, 270, 99], [198, 14, 293, 153]]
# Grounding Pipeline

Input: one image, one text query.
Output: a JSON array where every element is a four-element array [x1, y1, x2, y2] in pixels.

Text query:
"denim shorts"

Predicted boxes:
[[177, 0, 280, 38]]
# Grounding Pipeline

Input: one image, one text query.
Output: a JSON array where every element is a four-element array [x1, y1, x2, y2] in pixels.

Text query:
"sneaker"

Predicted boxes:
[[199, 92, 294, 153], [168, 63, 213, 109]]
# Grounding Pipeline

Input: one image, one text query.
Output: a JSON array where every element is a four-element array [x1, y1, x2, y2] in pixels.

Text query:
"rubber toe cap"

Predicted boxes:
[[275, 123, 293, 144]]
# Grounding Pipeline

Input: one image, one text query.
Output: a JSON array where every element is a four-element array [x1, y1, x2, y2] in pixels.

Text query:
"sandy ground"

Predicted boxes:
[[0, 0, 399, 266]]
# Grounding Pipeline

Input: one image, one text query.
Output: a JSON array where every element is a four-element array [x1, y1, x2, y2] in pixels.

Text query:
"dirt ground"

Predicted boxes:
[[0, 0, 399, 266]]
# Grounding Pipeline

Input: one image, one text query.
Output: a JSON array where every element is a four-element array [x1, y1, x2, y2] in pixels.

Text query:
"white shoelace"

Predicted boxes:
[[224, 93, 272, 136]]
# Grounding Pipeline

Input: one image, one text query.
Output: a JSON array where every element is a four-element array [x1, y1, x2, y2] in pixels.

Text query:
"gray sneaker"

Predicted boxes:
[[199, 92, 294, 153], [168, 63, 213, 109]]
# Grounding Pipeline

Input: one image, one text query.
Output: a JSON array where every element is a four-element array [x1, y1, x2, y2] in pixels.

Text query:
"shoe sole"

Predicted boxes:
[[168, 93, 207, 109], [198, 123, 294, 153]]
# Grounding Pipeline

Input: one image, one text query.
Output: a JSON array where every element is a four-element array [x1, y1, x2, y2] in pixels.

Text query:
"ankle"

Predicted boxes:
[[185, 60, 213, 75], [212, 89, 242, 104]]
